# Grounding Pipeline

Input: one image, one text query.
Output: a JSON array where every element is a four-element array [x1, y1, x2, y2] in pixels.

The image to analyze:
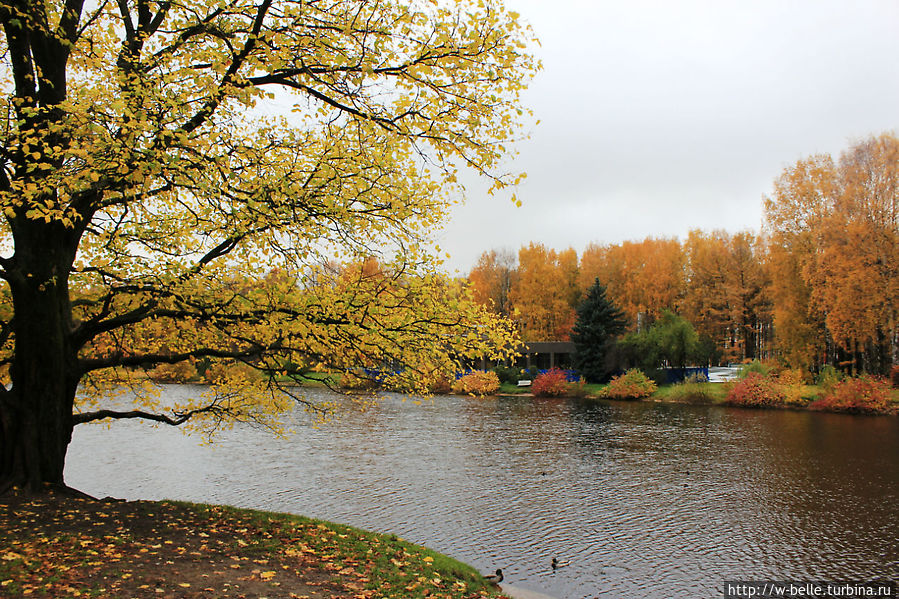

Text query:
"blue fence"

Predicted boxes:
[[537, 369, 581, 382]]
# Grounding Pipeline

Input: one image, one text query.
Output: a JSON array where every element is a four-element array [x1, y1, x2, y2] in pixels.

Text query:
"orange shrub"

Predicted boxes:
[[726, 373, 785, 408], [532, 368, 569, 397], [149, 360, 197, 383], [891, 365, 899, 389], [451, 370, 500, 396], [809, 376, 892, 414], [428, 376, 454, 395], [603, 369, 657, 400]]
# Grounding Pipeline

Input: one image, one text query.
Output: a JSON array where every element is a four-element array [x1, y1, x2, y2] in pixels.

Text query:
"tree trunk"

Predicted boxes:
[[0, 224, 80, 492]]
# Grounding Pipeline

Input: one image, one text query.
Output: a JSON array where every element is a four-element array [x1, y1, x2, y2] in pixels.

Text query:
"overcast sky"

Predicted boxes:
[[436, 0, 899, 273]]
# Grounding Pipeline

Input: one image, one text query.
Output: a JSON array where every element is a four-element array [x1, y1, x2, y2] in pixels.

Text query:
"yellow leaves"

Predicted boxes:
[[1, 0, 534, 433], [764, 132, 899, 368]]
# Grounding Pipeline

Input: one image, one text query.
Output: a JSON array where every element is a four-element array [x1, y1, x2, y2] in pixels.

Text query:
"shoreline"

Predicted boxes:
[[494, 385, 899, 416], [0, 490, 514, 599]]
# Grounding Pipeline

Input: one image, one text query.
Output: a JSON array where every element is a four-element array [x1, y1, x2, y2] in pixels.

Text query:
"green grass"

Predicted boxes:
[[1, 493, 509, 599], [185, 502, 495, 597], [650, 381, 729, 404], [498, 382, 531, 394]]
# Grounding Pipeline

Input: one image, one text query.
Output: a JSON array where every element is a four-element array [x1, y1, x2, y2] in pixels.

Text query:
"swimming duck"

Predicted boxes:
[[551, 557, 570, 570], [483, 568, 503, 584]]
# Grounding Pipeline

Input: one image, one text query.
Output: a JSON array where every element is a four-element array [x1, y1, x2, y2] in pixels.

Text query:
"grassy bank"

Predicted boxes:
[[0, 490, 510, 599], [501, 380, 899, 412]]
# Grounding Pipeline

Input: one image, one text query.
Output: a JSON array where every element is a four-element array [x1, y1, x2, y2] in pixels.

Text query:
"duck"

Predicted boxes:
[[483, 568, 504, 584], [551, 557, 570, 570]]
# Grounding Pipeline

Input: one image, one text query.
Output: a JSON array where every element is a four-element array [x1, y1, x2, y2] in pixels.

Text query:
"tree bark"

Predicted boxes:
[[0, 221, 81, 491]]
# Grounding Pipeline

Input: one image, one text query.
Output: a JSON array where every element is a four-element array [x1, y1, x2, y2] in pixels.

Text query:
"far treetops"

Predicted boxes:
[[466, 132, 899, 377]]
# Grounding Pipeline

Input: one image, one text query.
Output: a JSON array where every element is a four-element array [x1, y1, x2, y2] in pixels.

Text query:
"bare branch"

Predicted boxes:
[[79, 343, 268, 373], [73, 403, 221, 426]]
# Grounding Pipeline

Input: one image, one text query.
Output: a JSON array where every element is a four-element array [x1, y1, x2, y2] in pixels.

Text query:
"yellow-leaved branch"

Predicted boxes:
[[0, 0, 537, 490]]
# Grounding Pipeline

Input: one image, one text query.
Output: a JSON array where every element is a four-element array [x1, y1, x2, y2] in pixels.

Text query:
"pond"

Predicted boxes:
[[65, 387, 899, 598]]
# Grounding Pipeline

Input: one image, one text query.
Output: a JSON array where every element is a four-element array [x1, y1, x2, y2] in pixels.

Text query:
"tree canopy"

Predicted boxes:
[[618, 311, 715, 373], [0, 0, 537, 489], [765, 132, 898, 373]]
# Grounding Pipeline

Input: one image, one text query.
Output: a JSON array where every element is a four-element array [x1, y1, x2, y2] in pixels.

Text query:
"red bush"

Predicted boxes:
[[532, 368, 570, 397], [726, 373, 785, 408], [809, 376, 892, 414]]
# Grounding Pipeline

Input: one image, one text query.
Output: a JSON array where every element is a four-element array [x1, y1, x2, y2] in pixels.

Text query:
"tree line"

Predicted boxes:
[[467, 132, 898, 377]]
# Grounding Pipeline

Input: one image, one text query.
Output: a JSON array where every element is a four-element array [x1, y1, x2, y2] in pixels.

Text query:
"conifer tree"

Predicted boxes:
[[571, 279, 627, 382]]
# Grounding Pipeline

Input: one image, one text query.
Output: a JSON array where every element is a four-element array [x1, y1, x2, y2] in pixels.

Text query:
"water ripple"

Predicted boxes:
[[66, 389, 899, 598]]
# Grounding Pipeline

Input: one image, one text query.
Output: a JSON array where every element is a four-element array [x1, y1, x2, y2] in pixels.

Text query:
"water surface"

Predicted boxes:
[[66, 388, 899, 598]]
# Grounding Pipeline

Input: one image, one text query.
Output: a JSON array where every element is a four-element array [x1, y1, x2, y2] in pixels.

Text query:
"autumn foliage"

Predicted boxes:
[[602, 369, 657, 400], [531, 368, 571, 397], [0, 0, 537, 489], [580, 238, 686, 326], [451, 371, 501, 396], [726, 373, 786, 408], [765, 133, 899, 375], [777, 368, 806, 406], [508, 244, 580, 342], [467, 133, 897, 381], [808, 377, 893, 415]]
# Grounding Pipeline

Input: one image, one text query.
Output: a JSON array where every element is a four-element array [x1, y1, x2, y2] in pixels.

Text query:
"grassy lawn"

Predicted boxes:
[[0, 490, 510, 599], [649, 382, 729, 404]]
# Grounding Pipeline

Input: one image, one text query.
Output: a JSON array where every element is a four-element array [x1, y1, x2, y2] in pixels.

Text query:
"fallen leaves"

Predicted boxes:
[[0, 491, 511, 598]]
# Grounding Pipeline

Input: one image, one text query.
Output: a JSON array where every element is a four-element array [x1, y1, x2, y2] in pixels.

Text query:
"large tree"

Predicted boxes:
[[0, 0, 536, 491], [467, 248, 517, 318], [509, 243, 580, 342], [570, 278, 627, 382], [764, 133, 898, 373], [682, 229, 770, 363]]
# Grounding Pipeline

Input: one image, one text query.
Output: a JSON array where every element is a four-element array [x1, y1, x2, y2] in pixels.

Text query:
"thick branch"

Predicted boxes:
[[79, 344, 268, 373], [73, 404, 218, 426], [180, 0, 273, 135], [74, 231, 253, 344], [56, 0, 86, 46], [2, 3, 38, 106]]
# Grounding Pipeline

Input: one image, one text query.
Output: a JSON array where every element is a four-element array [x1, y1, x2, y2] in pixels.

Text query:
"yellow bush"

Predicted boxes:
[[451, 371, 500, 396], [778, 368, 806, 406]]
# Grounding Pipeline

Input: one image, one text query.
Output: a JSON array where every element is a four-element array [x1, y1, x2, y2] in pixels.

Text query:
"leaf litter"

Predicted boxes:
[[0, 489, 510, 599]]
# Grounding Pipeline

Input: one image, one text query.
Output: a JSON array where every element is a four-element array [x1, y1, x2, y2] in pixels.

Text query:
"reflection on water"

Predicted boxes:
[[66, 387, 899, 598]]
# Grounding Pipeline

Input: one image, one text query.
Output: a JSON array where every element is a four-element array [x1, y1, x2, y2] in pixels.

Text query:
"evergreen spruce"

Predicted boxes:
[[572, 279, 628, 382]]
